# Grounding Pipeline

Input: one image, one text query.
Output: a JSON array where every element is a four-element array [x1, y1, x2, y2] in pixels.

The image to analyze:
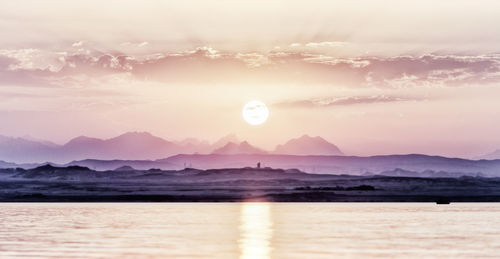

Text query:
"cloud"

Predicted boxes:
[[305, 41, 347, 48], [0, 53, 56, 87], [137, 41, 149, 47], [72, 41, 84, 47], [235, 53, 270, 67], [0, 46, 499, 88], [274, 95, 417, 108]]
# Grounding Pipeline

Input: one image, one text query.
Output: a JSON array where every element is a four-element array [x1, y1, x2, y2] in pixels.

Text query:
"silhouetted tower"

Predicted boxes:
[[257, 162, 261, 169]]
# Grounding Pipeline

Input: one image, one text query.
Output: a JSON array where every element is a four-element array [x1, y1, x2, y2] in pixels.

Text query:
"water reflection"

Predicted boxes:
[[2, 204, 500, 258], [238, 203, 273, 259]]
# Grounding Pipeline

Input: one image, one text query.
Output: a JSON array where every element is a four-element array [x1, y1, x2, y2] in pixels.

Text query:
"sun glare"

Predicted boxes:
[[242, 100, 269, 126], [239, 203, 273, 259]]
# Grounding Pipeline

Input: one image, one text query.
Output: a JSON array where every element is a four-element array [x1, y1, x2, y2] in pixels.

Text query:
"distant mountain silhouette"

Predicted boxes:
[[66, 158, 173, 171], [62, 136, 106, 155], [3, 153, 500, 177], [212, 141, 266, 154], [174, 138, 212, 154], [0, 159, 26, 168], [21, 135, 59, 147], [274, 134, 343, 155], [157, 153, 500, 176], [61, 132, 180, 161], [0, 132, 252, 163], [0, 132, 184, 163], [0, 135, 58, 163], [211, 134, 240, 150]]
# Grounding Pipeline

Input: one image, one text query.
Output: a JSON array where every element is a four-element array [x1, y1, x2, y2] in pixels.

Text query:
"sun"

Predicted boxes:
[[242, 100, 269, 126]]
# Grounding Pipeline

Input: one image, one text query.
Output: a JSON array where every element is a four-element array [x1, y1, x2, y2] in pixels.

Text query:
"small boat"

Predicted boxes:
[[435, 198, 451, 204]]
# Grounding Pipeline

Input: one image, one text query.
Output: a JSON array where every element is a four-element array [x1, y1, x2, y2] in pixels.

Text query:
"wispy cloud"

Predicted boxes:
[[71, 41, 84, 47], [137, 41, 149, 48], [274, 95, 419, 108], [304, 41, 347, 48]]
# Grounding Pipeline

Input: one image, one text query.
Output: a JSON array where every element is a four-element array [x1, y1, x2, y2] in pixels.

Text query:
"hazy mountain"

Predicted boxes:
[[211, 141, 267, 154], [0, 160, 27, 169], [0, 159, 44, 169], [5, 132, 497, 179], [175, 138, 212, 154], [5, 153, 497, 176], [159, 153, 500, 176], [0, 135, 59, 163], [0, 132, 184, 163], [1, 132, 348, 163], [175, 135, 246, 154], [274, 134, 343, 155], [211, 134, 240, 150], [21, 135, 59, 147], [66, 158, 174, 171], [61, 132, 180, 161], [374, 168, 481, 178], [0, 132, 248, 163], [62, 136, 105, 156], [476, 150, 500, 160], [0, 160, 17, 168]]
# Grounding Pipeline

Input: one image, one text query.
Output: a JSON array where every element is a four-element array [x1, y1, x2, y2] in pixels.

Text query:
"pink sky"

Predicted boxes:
[[1, 0, 500, 158]]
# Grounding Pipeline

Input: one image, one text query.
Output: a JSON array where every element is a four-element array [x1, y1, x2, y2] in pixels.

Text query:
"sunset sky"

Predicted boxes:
[[1, 0, 500, 158]]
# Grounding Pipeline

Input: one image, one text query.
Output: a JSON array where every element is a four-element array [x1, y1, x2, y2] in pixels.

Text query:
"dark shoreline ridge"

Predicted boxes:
[[1, 165, 500, 202], [4, 153, 500, 176]]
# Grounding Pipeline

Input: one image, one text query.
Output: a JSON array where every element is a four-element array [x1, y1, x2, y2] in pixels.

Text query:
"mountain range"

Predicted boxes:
[[5, 132, 500, 178], [0, 152, 497, 178], [0, 132, 343, 163]]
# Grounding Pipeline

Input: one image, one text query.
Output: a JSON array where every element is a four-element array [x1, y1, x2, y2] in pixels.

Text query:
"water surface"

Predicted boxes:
[[0, 203, 499, 258]]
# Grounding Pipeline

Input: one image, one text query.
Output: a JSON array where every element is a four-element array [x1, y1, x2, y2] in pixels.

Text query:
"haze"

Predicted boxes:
[[1, 0, 500, 158]]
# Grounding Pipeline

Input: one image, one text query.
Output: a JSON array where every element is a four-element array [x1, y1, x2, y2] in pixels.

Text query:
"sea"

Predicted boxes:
[[0, 203, 499, 258]]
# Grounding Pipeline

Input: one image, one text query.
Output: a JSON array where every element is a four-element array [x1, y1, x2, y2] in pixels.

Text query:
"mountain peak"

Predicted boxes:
[[212, 141, 266, 154], [298, 134, 323, 140], [65, 136, 103, 146], [274, 135, 344, 156], [108, 131, 173, 144], [212, 133, 240, 149], [115, 131, 154, 139]]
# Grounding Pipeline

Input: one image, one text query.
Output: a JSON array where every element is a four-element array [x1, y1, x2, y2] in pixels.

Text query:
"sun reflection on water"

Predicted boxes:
[[238, 203, 273, 259]]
